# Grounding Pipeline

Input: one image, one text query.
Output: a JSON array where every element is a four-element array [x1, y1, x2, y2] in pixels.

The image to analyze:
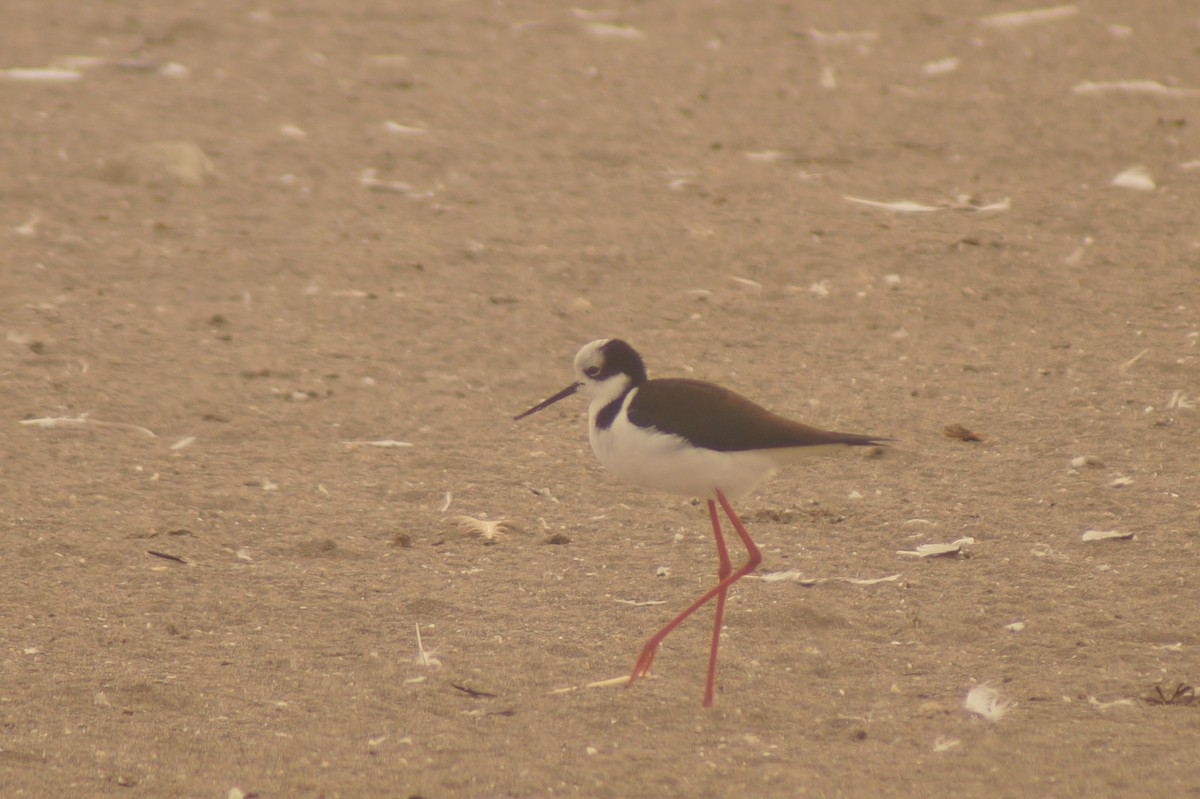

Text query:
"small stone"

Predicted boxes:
[[102, 141, 215, 186]]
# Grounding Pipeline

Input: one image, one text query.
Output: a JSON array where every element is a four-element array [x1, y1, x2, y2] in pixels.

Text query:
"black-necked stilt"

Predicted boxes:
[[515, 338, 889, 706]]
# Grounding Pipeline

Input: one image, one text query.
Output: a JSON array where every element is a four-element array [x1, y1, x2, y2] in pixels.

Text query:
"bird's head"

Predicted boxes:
[[514, 338, 647, 420]]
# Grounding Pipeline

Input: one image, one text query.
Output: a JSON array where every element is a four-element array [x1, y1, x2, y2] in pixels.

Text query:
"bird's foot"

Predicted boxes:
[[627, 640, 659, 686]]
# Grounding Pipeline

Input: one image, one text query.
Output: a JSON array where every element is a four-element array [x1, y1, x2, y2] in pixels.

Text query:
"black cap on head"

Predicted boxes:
[[598, 339, 647, 385]]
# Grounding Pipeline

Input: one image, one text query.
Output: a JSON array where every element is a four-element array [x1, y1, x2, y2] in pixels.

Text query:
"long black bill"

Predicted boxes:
[[514, 382, 580, 420]]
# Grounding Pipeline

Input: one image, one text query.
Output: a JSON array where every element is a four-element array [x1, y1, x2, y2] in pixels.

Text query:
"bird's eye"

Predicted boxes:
[[584, 365, 601, 378]]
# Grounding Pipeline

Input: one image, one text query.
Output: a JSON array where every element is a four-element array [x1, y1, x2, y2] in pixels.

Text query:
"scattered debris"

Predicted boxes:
[[1109, 476, 1134, 488], [963, 683, 1015, 721], [1111, 166, 1155, 191], [755, 572, 900, 586], [956, 195, 1011, 212], [0, 67, 83, 82], [49, 55, 187, 78], [614, 599, 668, 607], [978, 4, 1078, 29], [584, 22, 645, 40], [545, 532, 571, 545], [147, 550, 186, 564], [1119, 348, 1150, 371], [1005, 621, 1026, 632], [368, 53, 410, 67], [451, 683, 497, 699], [845, 196, 939, 213], [453, 515, 514, 542], [1072, 80, 1200, 98], [1088, 695, 1136, 711], [20, 414, 157, 439], [897, 538, 974, 558], [103, 141, 215, 186], [1167, 390, 1195, 410], [667, 174, 695, 191], [1081, 529, 1134, 542], [571, 7, 617, 20], [818, 65, 837, 91], [414, 624, 441, 668], [844, 195, 1009, 213], [550, 675, 629, 695], [14, 213, 40, 237], [170, 436, 196, 451], [922, 57, 960, 77], [383, 121, 429, 136], [1070, 455, 1104, 469], [944, 423, 983, 442], [342, 439, 414, 448], [358, 168, 430, 197], [1063, 243, 1089, 265], [743, 150, 789, 163], [807, 28, 879, 49], [527, 485, 559, 503], [932, 736, 962, 752], [1144, 683, 1194, 706], [158, 62, 189, 79]]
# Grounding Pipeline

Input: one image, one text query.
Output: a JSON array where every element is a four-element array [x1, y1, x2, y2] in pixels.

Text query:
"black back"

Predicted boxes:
[[625, 378, 886, 452]]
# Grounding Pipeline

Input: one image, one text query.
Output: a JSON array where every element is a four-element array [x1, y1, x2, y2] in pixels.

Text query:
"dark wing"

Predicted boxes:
[[627, 378, 888, 452]]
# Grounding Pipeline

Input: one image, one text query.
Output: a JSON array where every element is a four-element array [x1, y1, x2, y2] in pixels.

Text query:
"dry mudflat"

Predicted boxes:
[[2, 2, 1198, 797]]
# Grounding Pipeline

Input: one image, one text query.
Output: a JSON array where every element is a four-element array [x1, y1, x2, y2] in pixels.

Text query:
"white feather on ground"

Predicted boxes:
[[963, 684, 1015, 721]]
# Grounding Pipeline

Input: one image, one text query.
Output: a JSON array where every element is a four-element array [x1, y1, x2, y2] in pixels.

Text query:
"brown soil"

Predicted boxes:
[[3, 1, 1199, 797]]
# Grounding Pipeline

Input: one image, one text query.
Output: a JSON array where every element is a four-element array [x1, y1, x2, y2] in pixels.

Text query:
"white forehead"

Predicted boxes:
[[572, 338, 611, 374]]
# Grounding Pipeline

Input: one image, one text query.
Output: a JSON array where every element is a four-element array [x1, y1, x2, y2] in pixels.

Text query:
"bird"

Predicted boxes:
[[514, 338, 889, 706]]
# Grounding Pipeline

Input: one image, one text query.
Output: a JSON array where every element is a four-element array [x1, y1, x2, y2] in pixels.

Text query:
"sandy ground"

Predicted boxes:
[[2, 1, 1199, 797]]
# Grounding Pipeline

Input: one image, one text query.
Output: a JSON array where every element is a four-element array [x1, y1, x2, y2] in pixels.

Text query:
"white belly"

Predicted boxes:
[[588, 399, 787, 501]]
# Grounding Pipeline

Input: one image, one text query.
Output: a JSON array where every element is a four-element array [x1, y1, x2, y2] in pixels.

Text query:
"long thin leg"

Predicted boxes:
[[706, 499, 733, 707], [628, 489, 762, 705]]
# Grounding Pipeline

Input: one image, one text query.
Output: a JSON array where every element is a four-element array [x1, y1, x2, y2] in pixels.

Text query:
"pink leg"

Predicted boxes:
[[628, 489, 762, 706], [705, 499, 732, 708]]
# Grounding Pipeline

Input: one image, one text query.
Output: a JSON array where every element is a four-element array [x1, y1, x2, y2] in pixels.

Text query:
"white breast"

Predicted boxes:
[[588, 390, 786, 501]]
